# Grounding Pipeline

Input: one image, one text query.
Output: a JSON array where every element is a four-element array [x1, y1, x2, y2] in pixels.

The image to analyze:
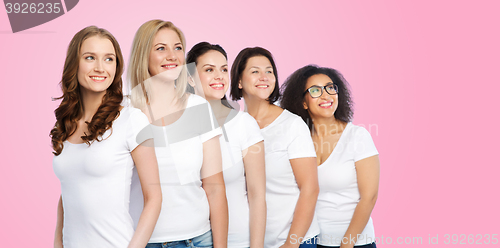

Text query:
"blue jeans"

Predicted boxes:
[[299, 236, 318, 248], [145, 230, 213, 248]]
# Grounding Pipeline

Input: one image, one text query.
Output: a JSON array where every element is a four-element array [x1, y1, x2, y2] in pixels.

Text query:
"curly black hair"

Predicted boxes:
[[230, 47, 280, 103], [280, 65, 353, 130]]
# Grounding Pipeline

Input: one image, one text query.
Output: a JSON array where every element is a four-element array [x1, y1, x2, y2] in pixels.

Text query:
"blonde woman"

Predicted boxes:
[[127, 20, 228, 248]]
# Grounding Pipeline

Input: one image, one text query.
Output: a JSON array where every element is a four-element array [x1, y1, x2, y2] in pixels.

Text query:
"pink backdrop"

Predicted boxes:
[[1, 0, 499, 246]]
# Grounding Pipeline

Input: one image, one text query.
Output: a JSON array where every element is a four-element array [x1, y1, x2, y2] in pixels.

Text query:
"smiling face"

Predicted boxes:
[[77, 36, 117, 96], [303, 73, 339, 119], [239, 56, 276, 101], [194, 50, 229, 101], [148, 28, 185, 80]]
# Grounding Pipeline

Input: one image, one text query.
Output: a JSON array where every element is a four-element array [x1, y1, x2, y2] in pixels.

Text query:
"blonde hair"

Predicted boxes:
[[128, 20, 188, 108]]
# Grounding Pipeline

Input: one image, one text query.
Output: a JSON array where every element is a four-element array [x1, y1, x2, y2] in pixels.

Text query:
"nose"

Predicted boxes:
[[94, 60, 104, 73], [259, 72, 269, 81], [214, 69, 223, 80], [165, 49, 177, 61]]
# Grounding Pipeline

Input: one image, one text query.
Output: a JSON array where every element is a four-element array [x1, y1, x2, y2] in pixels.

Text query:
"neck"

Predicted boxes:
[[244, 94, 272, 121], [311, 115, 345, 137], [81, 89, 106, 122], [149, 77, 177, 105]]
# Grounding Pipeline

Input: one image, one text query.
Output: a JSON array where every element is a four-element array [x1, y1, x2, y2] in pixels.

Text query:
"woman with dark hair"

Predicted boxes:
[[187, 42, 266, 248], [51, 26, 162, 248], [281, 65, 380, 248], [230, 47, 320, 248], [128, 20, 228, 248]]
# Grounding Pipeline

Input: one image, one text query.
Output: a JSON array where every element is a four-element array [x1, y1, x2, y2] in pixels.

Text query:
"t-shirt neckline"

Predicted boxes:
[[318, 122, 352, 167]]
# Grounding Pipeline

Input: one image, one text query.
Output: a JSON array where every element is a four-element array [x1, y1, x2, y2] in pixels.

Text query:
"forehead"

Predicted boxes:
[[305, 74, 333, 88], [80, 36, 115, 54], [153, 28, 181, 44], [198, 50, 227, 65], [245, 56, 272, 68]]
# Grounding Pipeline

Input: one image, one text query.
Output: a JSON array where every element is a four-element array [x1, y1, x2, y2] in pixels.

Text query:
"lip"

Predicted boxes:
[[256, 84, 269, 89], [319, 101, 333, 108], [89, 75, 107, 82], [209, 82, 225, 90], [161, 63, 178, 70]]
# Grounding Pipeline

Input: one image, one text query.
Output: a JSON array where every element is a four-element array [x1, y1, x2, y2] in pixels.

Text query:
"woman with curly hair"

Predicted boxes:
[[187, 42, 266, 248], [51, 26, 162, 248], [230, 47, 320, 248], [128, 20, 228, 248], [281, 65, 380, 248]]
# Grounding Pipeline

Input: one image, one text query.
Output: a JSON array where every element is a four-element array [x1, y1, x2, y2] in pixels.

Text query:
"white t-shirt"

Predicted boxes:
[[316, 123, 379, 246], [261, 109, 320, 248], [129, 94, 222, 242], [220, 110, 264, 247], [53, 107, 151, 248]]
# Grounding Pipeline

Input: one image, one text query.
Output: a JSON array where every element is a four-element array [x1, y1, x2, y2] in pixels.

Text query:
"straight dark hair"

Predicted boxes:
[[230, 47, 280, 103]]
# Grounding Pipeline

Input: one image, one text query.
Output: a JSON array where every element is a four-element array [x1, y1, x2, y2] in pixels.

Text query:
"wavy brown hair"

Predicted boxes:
[[50, 26, 124, 155]]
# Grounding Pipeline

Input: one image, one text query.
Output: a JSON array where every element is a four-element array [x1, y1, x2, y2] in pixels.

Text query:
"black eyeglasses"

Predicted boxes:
[[304, 84, 338, 98]]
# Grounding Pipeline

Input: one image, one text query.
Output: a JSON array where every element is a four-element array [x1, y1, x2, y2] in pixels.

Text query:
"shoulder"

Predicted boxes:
[[282, 110, 309, 129], [348, 123, 372, 137], [118, 107, 149, 125], [186, 93, 209, 107]]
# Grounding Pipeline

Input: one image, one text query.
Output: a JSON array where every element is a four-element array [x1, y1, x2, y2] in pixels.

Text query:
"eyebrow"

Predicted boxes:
[[203, 64, 228, 67], [154, 42, 183, 46], [82, 52, 116, 57], [250, 66, 273, 69]]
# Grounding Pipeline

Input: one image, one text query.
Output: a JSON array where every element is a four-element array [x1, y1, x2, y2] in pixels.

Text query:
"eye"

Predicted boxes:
[[251, 70, 258, 74], [156, 46, 165, 51], [266, 70, 273, 74], [310, 87, 320, 94], [105, 57, 114, 62], [175, 46, 183, 51], [222, 68, 228, 73], [206, 68, 213, 72], [85, 56, 95, 60]]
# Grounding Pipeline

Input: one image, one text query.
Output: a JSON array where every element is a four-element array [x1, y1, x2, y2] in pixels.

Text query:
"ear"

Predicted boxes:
[[188, 76, 195, 87], [238, 79, 243, 89], [303, 100, 308, 110]]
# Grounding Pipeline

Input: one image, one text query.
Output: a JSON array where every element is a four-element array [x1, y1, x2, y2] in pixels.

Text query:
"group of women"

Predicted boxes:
[[51, 19, 380, 248]]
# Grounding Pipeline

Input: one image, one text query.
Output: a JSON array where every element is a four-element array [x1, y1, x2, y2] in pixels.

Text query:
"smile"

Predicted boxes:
[[161, 64, 178, 69], [319, 101, 333, 108], [90, 76, 106, 82], [209, 83, 224, 90], [256, 85, 269, 89]]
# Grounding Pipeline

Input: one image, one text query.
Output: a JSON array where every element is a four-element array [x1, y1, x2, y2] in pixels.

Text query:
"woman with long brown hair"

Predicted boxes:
[[128, 20, 228, 248], [51, 26, 162, 248]]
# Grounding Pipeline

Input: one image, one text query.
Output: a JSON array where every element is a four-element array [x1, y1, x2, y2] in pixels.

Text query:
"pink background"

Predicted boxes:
[[1, 0, 499, 246]]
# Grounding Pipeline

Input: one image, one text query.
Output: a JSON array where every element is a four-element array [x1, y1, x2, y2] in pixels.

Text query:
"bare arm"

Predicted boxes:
[[242, 141, 266, 248], [54, 195, 64, 248], [340, 155, 380, 248], [128, 140, 162, 248], [201, 136, 228, 248], [282, 157, 319, 248]]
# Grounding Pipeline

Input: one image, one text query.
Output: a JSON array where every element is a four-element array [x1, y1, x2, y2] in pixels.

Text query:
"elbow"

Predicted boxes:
[[361, 192, 378, 207]]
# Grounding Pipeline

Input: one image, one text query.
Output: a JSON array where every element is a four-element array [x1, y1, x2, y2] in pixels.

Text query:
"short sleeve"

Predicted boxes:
[[287, 117, 316, 159], [353, 126, 379, 162], [199, 101, 222, 143], [239, 113, 264, 150], [126, 108, 153, 152]]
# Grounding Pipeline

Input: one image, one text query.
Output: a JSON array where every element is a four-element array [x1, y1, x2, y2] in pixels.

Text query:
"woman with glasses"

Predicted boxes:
[[281, 65, 380, 248], [230, 47, 320, 248]]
